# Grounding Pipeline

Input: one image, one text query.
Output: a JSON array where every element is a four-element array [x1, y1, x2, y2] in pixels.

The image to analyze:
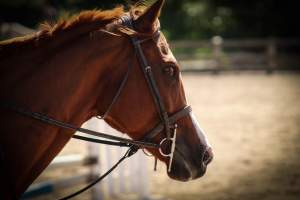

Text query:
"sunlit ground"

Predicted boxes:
[[151, 72, 300, 200], [31, 72, 300, 200]]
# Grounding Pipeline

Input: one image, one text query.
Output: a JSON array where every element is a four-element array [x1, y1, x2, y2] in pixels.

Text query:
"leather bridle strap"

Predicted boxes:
[[142, 105, 192, 142], [122, 16, 172, 140], [0, 101, 159, 149], [98, 50, 135, 119], [0, 101, 191, 148], [132, 38, 172, 140]]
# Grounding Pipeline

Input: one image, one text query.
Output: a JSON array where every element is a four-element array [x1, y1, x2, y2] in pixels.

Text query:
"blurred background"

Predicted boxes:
[[1, 0, 299, 200]]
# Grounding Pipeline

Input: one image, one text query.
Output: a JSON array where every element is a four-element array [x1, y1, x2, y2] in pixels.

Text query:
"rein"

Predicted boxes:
[[0, 15, 192, 199], [0, 102, 159, 149]]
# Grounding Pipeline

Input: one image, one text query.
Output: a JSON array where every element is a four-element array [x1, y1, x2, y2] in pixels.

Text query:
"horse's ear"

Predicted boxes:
[[133, 0, 164, 33]]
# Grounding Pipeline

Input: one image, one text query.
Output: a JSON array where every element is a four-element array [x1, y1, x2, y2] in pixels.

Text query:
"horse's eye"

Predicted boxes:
[[163, 66, 176, 77]]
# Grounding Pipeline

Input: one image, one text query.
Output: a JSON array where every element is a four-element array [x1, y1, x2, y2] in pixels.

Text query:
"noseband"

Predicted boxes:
[[0, 15, 192, 199]]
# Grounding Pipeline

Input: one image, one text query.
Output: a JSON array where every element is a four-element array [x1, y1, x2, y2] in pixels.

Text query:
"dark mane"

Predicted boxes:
[[0, 6, 125, 55]]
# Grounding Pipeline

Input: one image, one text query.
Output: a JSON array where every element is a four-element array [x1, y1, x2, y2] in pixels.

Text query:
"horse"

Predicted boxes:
[[0, 0, 213, 199]]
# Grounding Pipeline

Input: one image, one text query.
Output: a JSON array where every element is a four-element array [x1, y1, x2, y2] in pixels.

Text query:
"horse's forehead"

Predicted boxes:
[[157, 34, 177, 64]]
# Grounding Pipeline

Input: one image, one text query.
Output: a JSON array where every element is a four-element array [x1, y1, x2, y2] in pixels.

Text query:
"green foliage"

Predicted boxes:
[[161, 0, 237, 39]]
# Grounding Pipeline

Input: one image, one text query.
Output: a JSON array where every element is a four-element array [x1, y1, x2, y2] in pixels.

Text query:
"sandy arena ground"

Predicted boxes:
[[31, 72, 300, 200]]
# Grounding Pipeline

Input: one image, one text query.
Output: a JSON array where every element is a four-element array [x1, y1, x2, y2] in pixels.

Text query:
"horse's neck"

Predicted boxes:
[[0, 30, 133, 198], [2, 32, 131, 126]]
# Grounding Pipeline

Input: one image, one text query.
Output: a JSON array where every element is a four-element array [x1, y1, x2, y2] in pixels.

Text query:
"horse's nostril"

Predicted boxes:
[[203, 147, 213, 165]]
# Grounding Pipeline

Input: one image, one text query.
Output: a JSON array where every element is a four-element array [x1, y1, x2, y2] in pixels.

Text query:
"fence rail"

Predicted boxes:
[[170, 36, 300, 72], [171, 38, 300, 49]]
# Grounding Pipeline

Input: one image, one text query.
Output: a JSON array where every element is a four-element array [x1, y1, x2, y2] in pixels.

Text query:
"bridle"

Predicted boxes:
[[105, 15, 192, 172], [0, 15, 192, 199]]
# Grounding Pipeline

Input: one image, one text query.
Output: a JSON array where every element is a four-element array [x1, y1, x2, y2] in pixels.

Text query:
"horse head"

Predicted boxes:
[[101, 0, 213, 181]]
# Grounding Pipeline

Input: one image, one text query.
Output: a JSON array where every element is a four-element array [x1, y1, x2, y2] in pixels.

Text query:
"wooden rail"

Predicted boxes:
[[170, 37, 300, 72]]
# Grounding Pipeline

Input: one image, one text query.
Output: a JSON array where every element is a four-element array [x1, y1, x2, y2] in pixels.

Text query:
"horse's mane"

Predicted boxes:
[[0, 6, 127, 56], [0, 0, 151, 58], [40, 7, 125, 36]]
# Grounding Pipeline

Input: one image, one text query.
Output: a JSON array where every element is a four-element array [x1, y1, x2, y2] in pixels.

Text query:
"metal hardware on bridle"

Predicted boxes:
[[0, 14, 193, 199], [159, 124, 177, 172]]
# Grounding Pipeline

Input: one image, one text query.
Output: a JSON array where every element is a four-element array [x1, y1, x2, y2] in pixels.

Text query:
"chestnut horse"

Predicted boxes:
[[0, 0, 213, 199]]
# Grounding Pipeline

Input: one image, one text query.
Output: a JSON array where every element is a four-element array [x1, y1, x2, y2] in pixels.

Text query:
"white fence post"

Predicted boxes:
[[85, 118, 103, 200], [212, 35, 223, 71], [96, 120, 150, 200], [267, 38, 277, 73]]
